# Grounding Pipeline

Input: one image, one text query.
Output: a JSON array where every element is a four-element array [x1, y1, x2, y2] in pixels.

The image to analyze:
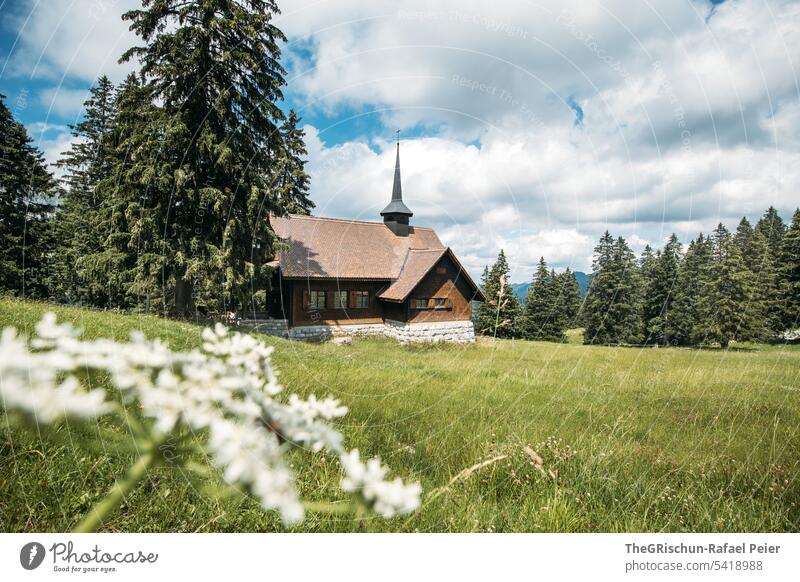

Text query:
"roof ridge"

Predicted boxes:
[[282, 213, 436, 231]]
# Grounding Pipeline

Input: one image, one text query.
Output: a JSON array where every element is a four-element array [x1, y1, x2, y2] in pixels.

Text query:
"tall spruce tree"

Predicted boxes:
[[0, 94, 58, 298], [583, 233, 643, 344], [475, 249, 521, 338], [733, 217, 774, 339], [670, 234, 713, 345], [694, 223, 760, 347], [521, 258, 567, 342], [639, 244, 659, 342], [755, 206, 786, 264], [777, 209, 800, 332], [53, 76, 117, 304], [643, 234, 682, 345], [270, 110, 313, 215], [559, 267, 582, 326], [120, 0, 305, 315], [89, 73, 164, 310]]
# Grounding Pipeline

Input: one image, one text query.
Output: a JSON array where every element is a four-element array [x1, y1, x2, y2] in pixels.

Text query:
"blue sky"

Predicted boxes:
[[1, 0, 798, 282]]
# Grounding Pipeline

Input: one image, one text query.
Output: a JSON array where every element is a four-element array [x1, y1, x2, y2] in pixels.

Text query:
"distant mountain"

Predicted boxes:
[[510, 271, 590, 304]]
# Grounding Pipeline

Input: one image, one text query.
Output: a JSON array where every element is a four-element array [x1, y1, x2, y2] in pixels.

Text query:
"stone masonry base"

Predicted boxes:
[[241, 318, 475, 344]]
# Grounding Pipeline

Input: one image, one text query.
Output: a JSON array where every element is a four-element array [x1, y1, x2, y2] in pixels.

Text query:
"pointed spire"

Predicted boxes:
[[381, 134, 413, 220], [391, 140, 403, 201]]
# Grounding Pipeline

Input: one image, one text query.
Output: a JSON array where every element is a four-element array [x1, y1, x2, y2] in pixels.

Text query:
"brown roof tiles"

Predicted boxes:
[[270, 214, 482, 301]]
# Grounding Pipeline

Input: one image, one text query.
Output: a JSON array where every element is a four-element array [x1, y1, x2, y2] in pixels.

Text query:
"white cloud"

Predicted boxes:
[[4, 0, 139, 83], [38, 87, 91, 119], [284, 0, 799, 281], [26, 122, 77, 178]]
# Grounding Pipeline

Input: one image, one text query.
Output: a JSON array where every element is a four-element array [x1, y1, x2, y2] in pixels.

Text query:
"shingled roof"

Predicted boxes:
[[270, 214, 483, 301]]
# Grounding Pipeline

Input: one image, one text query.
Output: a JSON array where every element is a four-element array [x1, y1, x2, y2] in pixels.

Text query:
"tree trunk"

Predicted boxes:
[[173, 274, 194, 317]]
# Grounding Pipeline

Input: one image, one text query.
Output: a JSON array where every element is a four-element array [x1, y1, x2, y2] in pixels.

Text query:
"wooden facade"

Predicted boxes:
[[271, 252, 480, 327]]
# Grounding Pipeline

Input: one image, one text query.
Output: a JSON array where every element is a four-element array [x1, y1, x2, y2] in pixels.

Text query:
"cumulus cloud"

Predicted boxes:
[[281, 0, 799, 280], [4, 0, 140, 83]]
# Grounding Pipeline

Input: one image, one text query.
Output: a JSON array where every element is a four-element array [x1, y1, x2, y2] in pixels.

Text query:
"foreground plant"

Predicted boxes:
[[0, 314, 420, 531]]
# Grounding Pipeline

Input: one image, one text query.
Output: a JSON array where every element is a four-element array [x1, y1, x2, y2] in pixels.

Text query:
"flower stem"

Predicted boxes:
[[74, 450, 158, 533]]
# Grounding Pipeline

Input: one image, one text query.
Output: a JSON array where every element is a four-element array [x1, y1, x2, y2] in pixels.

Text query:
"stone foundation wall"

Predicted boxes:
[[287, 322, 387, 341], [238, 318, 289, 338], [383, 319, 476, 344], [274, 319, 476, 344]]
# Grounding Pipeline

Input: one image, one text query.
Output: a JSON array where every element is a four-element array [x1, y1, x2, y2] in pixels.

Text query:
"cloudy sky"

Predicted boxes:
[[1, 0, 798, 282]]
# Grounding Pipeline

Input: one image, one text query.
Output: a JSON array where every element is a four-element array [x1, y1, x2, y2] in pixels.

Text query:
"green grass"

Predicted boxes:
[[1, 299, 799, 532]]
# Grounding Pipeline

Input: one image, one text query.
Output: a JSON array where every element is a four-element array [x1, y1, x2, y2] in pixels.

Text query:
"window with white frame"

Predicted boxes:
[[333, 290, 348, 309], [352, 290, 369, 308], [308, 290, 326, 310]]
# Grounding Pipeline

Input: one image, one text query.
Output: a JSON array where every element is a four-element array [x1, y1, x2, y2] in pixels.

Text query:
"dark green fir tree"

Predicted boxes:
[[777, 209, 800, 332], [643, 234, 682, 345], [521, 258, 567, 342], [120, 0, 305, 315], [53, 75, 117, 305], [670, 234, 713, 345], [755, 206, 786, 264], [695, 224, 760, 347], [475, 249, 521, 338], [559, 267, 583, 326], [583, 233, 643, 345], [0, 94, 58, 298]]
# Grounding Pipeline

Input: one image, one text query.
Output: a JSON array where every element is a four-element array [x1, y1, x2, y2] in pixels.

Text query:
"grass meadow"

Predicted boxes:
[[1, 299, 798, 532]]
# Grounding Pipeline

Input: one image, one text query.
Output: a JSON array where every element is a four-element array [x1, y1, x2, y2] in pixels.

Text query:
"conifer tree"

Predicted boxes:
[[475, 249, 521, 338], [643, 234, 682, 345], [755, 206, 786, 264], [734, 217, 774, 339], [777, 209, 800, 332], [92, 73, 165, 310], [120, 0, 302, 315], [583, 233, 643, 344], [521, 258, 566, 341], [270, 110, 313, 215], [0, 94, 58, 298], [559, 267, 582, 326], [52, 76, 117, 304], [670, 234, 712, 345], [694, 224, 760, 347], [639, 244, 659, 342]]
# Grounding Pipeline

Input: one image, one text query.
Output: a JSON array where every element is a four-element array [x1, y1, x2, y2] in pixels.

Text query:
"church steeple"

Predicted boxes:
[[380, 135, 413, 236]]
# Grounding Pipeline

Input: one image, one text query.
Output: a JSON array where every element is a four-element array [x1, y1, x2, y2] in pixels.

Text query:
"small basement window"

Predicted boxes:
[[333, 290, 348, 309]]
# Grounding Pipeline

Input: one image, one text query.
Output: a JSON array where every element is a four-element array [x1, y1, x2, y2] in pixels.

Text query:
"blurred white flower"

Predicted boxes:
[[0, 313, 421, 524], [340, 449, 422, 518]]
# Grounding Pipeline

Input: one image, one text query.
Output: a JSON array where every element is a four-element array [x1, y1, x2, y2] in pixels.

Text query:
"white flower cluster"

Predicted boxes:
[[341, 450, 423, 518], [0, 314, 421, 524]]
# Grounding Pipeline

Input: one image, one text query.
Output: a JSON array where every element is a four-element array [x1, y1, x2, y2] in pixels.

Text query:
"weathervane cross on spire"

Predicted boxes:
[[395, 128, 400, 145]]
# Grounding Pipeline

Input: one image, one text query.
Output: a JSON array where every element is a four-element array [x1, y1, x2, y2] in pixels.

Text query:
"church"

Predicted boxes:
[[263, 142, 484, 343]]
